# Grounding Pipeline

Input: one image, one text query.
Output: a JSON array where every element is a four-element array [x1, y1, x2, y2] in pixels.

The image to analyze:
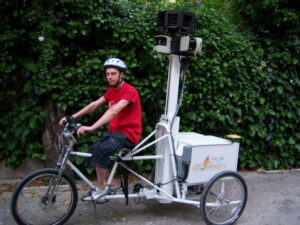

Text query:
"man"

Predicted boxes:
[[59, 58, 142, 200]]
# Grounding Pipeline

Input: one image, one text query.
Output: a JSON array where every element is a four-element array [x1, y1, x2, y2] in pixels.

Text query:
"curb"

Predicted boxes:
[[254, 168, 300, 174]]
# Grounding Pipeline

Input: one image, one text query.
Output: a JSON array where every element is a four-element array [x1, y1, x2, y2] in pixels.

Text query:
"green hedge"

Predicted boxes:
[[237, 0, 300, 169], [0, 0, 299, 171]]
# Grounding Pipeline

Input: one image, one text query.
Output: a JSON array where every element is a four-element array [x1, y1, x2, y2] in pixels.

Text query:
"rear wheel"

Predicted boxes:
[[11, 168, 78, 225], [200, 171, 247, 225]]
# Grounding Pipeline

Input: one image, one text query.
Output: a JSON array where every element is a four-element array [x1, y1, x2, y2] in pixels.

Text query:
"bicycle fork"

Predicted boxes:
[[44, 141, 75, 205]]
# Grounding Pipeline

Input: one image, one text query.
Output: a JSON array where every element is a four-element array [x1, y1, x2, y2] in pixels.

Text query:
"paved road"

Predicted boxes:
[[1, 171, 300, 225]]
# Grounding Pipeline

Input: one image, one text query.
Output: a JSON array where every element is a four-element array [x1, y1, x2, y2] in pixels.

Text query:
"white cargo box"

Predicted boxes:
[[175, 132, 239, 184]]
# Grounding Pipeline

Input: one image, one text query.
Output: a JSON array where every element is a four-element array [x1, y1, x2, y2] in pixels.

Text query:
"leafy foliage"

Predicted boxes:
[[236, 0, 300, 169], [0, 0, 299, 171]]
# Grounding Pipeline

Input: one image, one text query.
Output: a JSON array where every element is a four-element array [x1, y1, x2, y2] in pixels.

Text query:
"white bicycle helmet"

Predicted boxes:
[[104, 58, 127, 71]]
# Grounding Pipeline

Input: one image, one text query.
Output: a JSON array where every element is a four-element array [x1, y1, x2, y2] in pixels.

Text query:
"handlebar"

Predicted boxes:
[[62, 116, 95, 138], [62, 116, 81, 138]]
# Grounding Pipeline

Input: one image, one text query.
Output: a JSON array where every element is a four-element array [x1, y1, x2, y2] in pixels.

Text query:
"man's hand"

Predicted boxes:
[[77, 126, 93, 136], [59, 117, 67, 126]]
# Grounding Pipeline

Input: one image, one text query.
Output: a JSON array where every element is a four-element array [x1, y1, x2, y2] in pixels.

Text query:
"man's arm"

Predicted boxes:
[[72, 96, 107, 119], [77, 99, 130, 136], [59, 96, 106, 126]]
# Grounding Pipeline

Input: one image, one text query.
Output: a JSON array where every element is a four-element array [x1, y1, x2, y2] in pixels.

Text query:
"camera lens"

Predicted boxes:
[[156, 37, 167, 46], [168, 14, 179, 28], [188, 38, 197, 51]]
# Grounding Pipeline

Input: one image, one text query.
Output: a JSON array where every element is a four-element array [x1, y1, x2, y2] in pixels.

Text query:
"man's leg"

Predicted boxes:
[[95, 167, 107, 189], [96, 167, 118, 190]]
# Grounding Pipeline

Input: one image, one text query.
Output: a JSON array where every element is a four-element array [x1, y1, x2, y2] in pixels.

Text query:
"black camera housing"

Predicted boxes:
[[154, 10, 201, 57], [158, 10, 195, 36]]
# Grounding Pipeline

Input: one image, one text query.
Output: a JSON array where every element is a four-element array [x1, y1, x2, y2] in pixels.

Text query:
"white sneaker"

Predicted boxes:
[[109, 183, 121, 193], [82, 187, 109, 201]]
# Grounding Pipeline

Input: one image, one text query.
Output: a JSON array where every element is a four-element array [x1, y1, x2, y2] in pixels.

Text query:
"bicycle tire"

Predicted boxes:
[[11, 168, 78, 225], [200, 170, 247, 225]]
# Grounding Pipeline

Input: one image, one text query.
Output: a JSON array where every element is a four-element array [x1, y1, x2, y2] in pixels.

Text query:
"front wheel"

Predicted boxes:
[[200, 171, 247, 225], [11, 168, 78, 225]]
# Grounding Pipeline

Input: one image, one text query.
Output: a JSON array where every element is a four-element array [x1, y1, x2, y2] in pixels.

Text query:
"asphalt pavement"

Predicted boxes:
[[1, 170, 300, 225]]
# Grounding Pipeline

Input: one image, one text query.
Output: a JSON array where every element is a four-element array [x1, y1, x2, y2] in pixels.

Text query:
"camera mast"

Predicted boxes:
[[154, 10, 202, 127]]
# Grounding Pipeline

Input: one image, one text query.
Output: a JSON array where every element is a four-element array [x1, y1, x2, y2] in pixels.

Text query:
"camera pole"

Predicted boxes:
[[155, 54, 182, 203], [165, 54, 181, 122]]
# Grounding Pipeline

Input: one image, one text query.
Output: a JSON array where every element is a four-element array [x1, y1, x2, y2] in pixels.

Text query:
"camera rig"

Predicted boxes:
[[154, 10, 202, 57], [153, 11, 203, 199]]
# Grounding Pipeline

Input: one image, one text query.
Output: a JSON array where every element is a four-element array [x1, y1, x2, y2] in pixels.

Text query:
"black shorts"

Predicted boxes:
[[86, 132, 135, 169]]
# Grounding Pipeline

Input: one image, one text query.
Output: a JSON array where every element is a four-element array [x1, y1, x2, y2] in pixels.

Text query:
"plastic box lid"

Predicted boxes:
[[176, 132, 232, 146]]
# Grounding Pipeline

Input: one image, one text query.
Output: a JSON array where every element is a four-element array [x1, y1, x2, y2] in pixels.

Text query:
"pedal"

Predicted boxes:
[[133, 183, 143, 193]]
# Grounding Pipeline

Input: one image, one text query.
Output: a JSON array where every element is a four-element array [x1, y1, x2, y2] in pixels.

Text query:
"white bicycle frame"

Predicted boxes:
[[68, 121, 200, 207]]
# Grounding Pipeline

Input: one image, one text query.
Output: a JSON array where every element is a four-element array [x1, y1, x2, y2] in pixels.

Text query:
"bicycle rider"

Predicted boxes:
[[59, 58, 142, 200]]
